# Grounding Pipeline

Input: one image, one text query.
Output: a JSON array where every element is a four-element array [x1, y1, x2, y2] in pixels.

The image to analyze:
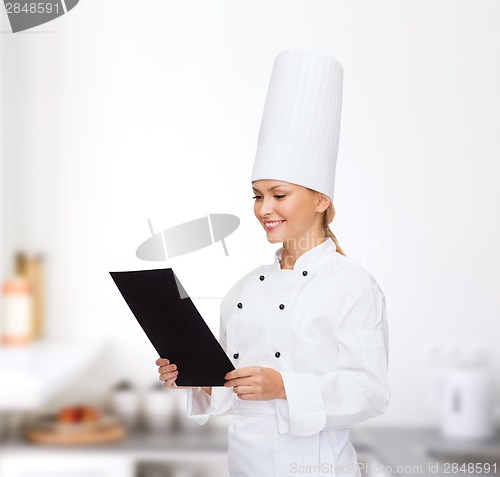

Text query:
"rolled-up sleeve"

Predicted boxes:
[[186, 312, 234, 425], [275, 280, 390, 436]]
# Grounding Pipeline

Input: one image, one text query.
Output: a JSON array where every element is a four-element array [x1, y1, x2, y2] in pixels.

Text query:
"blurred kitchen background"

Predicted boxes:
[[1, 0, 500, 476]]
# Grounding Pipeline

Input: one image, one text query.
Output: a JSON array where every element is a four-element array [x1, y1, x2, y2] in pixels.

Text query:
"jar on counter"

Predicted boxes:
[[1, 276, 32, 346]]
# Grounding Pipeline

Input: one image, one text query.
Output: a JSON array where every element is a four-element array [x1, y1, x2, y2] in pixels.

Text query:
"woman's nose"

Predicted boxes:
[[256, 198, 274, 217]]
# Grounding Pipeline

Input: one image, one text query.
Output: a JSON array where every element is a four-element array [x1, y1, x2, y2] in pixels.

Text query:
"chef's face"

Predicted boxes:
[[252, 180, 330, 245]]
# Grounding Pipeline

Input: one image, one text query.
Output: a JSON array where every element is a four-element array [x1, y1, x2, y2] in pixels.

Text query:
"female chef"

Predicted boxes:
[[156, 48, 390, 477]]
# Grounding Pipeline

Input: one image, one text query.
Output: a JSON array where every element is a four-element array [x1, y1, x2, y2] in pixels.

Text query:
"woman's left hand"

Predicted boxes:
[[224, 366, 287, 400]]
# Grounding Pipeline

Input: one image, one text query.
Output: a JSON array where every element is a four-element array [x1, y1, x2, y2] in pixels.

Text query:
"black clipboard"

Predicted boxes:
[[109, 268, 234, 386]]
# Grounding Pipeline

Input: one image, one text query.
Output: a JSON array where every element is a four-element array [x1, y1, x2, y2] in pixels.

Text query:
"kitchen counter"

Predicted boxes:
[[1, 425, 499, 476], [0, 425, 229, 477], [351, 426, 500, 477], [0, 425, 228, 456]]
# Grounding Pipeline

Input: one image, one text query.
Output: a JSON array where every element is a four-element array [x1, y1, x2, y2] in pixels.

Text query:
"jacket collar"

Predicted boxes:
[[273, 237, 337, 271]]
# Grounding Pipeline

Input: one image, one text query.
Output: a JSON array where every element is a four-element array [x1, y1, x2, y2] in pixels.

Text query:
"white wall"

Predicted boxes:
[[1, 0, 499, 427]]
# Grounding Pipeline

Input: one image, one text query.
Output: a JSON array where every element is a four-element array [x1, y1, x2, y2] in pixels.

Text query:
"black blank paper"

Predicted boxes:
[[109, 268, 234, 386]]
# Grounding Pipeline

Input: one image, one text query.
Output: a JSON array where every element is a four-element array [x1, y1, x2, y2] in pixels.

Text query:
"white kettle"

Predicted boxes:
[[430, 344, 495, 440]]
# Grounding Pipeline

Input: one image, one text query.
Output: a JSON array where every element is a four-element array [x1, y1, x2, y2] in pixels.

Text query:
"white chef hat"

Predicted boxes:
[[251, 48, 344, 202]]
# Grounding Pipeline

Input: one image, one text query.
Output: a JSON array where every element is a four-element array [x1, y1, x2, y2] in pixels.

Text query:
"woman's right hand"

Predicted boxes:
[[155, 357, 212, 396], [156, 357, 180, 388]]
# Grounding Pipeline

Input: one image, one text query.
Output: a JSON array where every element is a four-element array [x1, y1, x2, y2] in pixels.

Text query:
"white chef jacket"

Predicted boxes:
[[186, 237, 390, 476]]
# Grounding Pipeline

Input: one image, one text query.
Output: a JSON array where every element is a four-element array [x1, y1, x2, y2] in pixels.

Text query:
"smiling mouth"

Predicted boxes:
[[264, 220, 285, 230]]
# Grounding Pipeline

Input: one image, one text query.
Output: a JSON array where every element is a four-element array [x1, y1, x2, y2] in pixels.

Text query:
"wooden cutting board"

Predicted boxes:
[[25, 423, 127, 445]]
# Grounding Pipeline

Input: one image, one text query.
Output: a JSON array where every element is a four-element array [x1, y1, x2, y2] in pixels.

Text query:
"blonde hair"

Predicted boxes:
[[323, 203, 347, 257]]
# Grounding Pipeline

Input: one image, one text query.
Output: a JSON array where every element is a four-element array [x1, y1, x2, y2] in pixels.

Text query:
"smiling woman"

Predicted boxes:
[[157, 48, 390, 477], [252, 181, 346, 261], [252, 179, 332, 269]]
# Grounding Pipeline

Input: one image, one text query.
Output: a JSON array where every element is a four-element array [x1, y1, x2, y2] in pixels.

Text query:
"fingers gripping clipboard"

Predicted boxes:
[[109, 268, 234, 386]]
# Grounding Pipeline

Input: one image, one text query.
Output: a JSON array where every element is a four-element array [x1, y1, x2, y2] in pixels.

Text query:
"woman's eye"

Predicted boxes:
[[252, 195, 286, 200]]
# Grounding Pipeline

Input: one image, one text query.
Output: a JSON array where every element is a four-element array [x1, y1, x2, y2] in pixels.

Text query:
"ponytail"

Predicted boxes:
[[323, 203, 347, 257]]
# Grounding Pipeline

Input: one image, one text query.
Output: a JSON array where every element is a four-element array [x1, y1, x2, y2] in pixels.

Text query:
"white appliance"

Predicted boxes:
[[430, 344, 495, 440]]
